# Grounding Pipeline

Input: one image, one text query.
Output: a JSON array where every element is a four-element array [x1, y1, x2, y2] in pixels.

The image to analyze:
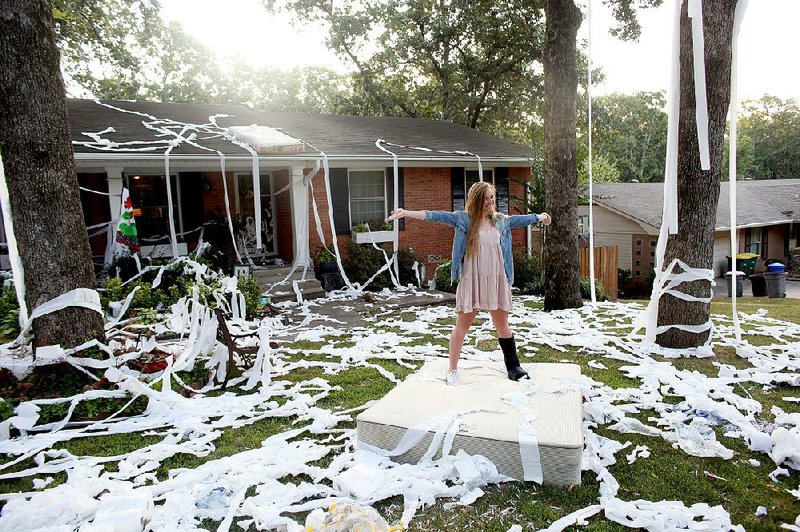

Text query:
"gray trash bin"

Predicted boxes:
[[724, 271, 745, 297], [764, 271, 787, 298]]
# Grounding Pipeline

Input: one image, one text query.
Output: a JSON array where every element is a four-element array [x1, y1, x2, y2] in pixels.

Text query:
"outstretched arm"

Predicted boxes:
[[386, 208, 427, 222], [388, 208, 462, 227], [508, 212, 552, 229]]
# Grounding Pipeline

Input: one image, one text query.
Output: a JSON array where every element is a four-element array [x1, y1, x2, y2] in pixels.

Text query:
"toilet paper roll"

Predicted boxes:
[[745, 431, 773, 453], [779, 374, 800, 386]]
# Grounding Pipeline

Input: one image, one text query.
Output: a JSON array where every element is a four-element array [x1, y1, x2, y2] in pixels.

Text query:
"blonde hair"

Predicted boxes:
[[464, 181, 498, 259]]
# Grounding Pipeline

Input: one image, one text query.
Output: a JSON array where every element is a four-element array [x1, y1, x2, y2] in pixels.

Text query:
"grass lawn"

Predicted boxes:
[[1, 295, 798, 530]]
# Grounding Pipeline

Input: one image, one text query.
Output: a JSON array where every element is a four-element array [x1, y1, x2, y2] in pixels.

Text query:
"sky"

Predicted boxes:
[[160, 0, 800, 103]]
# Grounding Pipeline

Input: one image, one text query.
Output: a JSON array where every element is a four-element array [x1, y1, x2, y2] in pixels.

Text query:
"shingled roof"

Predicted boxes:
[[67, 99, 532, 162], [592, 180, 800, 230]]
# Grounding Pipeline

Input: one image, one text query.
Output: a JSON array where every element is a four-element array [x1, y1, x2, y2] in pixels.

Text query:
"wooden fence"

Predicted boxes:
[[579, 245, 619, 300]]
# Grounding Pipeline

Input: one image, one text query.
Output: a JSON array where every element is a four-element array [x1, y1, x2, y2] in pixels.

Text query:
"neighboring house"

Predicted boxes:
[[0, 99, 534, 281], [579, 180, 800, 282]]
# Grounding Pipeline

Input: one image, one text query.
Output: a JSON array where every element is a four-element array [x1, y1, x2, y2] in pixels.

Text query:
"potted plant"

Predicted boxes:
[[351, 218, 394, 245], [316, 248, 338, 274]]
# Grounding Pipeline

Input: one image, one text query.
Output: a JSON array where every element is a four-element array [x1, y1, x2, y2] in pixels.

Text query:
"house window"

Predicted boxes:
[[349, 170, 386, 225], [465, 169, 494, 193], [744, 227, 766, 257], [127, 174, 180, 242], [454, 168, 506, 213], [577, 215, 590, 235]]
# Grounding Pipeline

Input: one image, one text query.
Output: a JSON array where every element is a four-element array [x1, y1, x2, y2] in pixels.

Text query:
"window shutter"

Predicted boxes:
[[329, 168, 350, 235], [385, 167, 405, 230], [495, 167, 509, 214], [451, 167, 465, 211]]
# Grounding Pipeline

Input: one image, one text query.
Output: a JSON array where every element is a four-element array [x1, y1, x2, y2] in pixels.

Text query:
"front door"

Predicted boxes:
[[235, 172, 277, 256]]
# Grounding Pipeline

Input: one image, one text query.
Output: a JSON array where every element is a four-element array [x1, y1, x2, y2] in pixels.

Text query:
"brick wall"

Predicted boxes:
[[631, 233, 657, 281], [400, 167, 457, 279], [766, 224, 789, 263], [274, 170, 293, 263], [201, 172, 237, 219], [508, 167, 530, 250], [304, 166, 532, 280], [307, 168, 343, 261]]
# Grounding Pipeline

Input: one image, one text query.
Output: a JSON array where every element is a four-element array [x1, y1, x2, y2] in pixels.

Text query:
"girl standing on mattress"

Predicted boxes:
[[386, 181, 551, 386]]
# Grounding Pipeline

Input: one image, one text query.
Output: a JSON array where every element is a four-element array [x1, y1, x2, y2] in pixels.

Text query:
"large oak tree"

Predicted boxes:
[[656, 0, 738, 348], [542, 0, 584, 310], [0, 0, 105, 347]]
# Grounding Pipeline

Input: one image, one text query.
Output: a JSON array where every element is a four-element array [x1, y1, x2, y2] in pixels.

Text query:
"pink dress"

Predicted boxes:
[[455, 224, 513, 313]]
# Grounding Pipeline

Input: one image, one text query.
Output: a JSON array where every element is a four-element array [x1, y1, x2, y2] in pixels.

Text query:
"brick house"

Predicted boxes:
[[578, 180, 800, 283], [1, 99, 535, 285]]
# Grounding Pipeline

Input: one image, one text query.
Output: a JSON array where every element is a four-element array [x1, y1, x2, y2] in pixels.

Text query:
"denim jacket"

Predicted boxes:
[[425, 210, 540, 286]]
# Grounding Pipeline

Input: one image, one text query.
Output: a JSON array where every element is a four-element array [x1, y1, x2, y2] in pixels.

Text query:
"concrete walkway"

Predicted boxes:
[[271, 277, 797, 339], [712, 276, 800, 299], [275, 289, 457, 337]]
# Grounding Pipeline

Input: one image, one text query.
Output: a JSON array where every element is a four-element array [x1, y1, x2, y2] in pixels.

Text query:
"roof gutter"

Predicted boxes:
[[715, 218, 798, 231], [73, 153, 532, 164]]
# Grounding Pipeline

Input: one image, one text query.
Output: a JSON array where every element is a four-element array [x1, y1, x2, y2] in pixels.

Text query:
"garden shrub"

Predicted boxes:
[[617, 268, 655, 299], [522, 277, 545, 296], [617, 268, 633, 298], [195, 219, 238, 273], [352, 218, 392, 232], [237, 275, 262, 319], [434, 260, 457, 293], [343, 243, 421, 290], [100, 259, 263, 319], [580, 276, 608, 302], [513, 250, 543, 295], [0, 282, 20, 340]]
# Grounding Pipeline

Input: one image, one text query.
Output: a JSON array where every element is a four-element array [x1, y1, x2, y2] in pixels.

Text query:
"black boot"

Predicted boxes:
[[498, 336, 529, 381]]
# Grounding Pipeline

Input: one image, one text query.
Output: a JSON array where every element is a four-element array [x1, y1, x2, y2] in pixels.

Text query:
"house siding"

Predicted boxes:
[[201, 172, 238, 220], [305, 166, 532, 280], [578, 205, 651, 271], [713, 232, 731, 277], [766, 224, 788, 263]]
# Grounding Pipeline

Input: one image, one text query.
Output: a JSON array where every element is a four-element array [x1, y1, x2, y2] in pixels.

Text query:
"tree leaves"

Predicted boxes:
[[274, 0, 547, 135], [734, 96, 800, 180]]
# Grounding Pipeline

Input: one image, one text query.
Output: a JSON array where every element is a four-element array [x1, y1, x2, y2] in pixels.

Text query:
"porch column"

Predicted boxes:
[[289, 165, 310, 267], [103, 167, 124, 265], [105, 166, 124, 217]]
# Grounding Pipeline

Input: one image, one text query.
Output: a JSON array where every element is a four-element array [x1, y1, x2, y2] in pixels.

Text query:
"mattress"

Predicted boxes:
[[356, 359, 583, 486]]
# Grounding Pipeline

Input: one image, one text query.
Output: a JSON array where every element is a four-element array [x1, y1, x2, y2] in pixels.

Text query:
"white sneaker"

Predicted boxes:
[[446, 370, 460, 386]]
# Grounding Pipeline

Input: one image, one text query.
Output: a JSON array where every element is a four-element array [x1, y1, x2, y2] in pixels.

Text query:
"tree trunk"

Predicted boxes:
[[0, 0, 105, 348], [656, 0, 736, 348], [542, 0, 583, 310]]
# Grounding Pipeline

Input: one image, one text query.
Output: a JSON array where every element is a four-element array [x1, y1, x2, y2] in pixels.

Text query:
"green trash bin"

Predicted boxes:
[[727, 253, 759, 277]]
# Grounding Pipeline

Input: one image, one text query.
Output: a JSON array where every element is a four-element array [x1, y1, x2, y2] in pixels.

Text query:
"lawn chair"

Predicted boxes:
[[213, 307, 260, 389]]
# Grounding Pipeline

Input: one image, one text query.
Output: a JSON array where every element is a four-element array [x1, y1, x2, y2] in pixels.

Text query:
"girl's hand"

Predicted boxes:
[[386, 208, 406, 222], [539, 213, 552, 226]]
